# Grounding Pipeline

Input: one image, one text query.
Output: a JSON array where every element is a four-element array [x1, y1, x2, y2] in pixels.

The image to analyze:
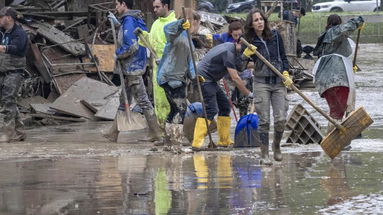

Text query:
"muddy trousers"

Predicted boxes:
[[104, 75, 162, 142], [253, 82, 288, 163], [0, 71, 25, 142], [161, 83, 187, 124]]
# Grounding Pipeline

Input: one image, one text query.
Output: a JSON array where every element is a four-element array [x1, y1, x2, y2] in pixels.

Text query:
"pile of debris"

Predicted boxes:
[[8, 1, 122, 125]]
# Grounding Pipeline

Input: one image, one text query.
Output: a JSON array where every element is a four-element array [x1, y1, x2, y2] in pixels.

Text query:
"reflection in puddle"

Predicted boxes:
[[1, 152, 383, 214]]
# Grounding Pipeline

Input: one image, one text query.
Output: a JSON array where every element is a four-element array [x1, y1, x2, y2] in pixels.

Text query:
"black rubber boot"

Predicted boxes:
[[273, 131, 283, 161], [259, 132, 272, 165]]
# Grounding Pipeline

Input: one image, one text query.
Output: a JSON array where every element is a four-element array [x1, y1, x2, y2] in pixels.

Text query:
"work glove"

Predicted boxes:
[[247, 92, 254, 99], [282, 71, 293, 89], [198, 75, 205, 83], [107, 12, 120, 26], [135, 28, 150, 47], [182, 19, 191, 30], [357, 22, 366, 31], [243, 44, 257, 58], [205, 33, 213, 48], [353, 65, 358, 73]]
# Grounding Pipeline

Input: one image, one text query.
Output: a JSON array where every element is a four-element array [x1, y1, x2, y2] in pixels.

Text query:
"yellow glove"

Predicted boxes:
[[182, 20, 191, 30], [243, 45, 257, 58], [205, 34, 213, 48], [137, 30, 150, 47], [353, 65, 358, 73], [358, 23, 366, 31], [198, 75, 205, 83], [282, 71, 293, 89]]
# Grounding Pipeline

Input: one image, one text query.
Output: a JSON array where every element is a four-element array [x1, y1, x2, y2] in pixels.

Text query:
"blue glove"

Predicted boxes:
[[108, 12, 120, 26]]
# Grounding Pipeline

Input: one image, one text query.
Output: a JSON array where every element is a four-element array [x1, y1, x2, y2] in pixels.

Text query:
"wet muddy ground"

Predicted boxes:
[[0, 44, 382, 215]]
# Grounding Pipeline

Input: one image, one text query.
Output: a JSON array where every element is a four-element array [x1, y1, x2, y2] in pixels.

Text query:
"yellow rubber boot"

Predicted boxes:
[[192, 118, 210, 149], [217, 116, 234, 147]]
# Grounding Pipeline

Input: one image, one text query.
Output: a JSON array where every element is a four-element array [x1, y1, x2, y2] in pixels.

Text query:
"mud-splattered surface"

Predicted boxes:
[[0, 44, 382, 215]]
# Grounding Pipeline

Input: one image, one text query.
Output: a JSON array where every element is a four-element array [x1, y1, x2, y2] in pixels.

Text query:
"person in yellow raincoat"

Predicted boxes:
[[139, 0, 177, 128]]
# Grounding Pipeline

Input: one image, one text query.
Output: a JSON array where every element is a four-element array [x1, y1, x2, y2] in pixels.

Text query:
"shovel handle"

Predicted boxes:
[[182, 7, 216, 148], [110, 18, 131, 115], [352, 28, 361, 68], [240, 37, 342, 129], [135, 30, 159, 60]]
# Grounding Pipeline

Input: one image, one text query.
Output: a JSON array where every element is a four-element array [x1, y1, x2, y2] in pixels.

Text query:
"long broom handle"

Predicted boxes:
[[134, 29, 159, 60], [182, 7, 215, 148], [110, 18, 131, 116], [240, 37, 342, 129], [352, 29, 361, 68], [223, 79, 238, 122]]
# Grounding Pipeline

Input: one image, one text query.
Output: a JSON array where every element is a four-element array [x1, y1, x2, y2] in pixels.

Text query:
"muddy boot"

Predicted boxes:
[[165, 123, 189, 146], [143, 109, 163, 144], [15, 119, 26, 141], [0, 121, 21, 143], [259, 132, 272, 165], [272, 132, 283, 161], [102, 117, 119, 142]]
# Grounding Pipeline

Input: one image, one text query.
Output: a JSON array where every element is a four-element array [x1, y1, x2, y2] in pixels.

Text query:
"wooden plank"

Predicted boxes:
[[29, 43, 52, 83], [50, 77, 119, 120], [30, 22, 86, 56], [95, 92, 120, 120], [30, 103, 55, 115], [55, 73, 87, 94], [90, 44, 116, 73], [18, 96, 50, 109], [31, 113, 87, 122]]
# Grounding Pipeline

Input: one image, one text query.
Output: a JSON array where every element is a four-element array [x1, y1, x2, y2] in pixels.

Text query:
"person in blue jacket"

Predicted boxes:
[[0, 7, 28, 143], [102, 0, 162, 144], [213, 21, 243, 45]]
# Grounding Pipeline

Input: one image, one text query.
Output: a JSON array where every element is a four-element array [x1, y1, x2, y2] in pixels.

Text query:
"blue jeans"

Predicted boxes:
[[201, 82, 230, 120]]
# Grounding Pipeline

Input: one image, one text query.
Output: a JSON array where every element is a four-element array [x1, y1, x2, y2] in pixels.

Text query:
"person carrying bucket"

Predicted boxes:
[[313, 14, 364, 134], [243, 9, 292, 165], [156, 11, 200, 145], [102, 0, 162, 143], [191, 41, 254, 150]]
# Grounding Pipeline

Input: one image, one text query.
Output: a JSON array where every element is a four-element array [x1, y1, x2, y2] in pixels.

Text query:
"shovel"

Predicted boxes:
[[234, 76, 259, 147], [240, 37, 373, 159], [109, 18, 147, 131]]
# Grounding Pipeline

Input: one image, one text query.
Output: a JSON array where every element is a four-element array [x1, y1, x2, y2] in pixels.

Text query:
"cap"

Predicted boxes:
[[0, 7, 17, 19]]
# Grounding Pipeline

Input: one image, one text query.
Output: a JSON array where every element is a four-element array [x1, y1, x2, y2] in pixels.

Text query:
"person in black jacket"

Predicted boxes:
[[0, 7, 28, 143], [243, 9, 293, 165]]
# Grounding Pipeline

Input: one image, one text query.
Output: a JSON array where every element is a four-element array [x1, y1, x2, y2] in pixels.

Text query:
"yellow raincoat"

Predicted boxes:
[[141, 11, 177, 124]]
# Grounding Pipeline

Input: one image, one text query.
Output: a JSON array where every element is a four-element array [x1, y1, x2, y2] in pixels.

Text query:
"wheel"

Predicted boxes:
[[330, 7, 343, 12]]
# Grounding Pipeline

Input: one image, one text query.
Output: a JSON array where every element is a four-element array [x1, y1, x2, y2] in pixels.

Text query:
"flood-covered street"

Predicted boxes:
[[0, 44, 382, 215]]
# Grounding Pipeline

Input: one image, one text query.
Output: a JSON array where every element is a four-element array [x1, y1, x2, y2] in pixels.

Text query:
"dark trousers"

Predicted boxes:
[[162, 83, 187, 124], [201, 82, 230, 120]]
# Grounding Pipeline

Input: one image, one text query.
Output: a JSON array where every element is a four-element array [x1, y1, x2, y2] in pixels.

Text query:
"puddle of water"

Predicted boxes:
[[1, 152, 383, 215]]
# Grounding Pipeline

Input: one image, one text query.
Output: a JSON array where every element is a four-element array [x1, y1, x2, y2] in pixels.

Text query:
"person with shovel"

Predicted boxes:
[[191, 41, 254, 150], [156, 11, 200, 146], [102, 0, 163, 143], [313, 14, 364, 134], [243, 9, 292, 165]]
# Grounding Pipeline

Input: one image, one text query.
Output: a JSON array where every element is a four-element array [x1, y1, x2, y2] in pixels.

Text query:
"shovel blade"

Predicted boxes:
[[117, 111, 148, 131], [320, 107, 373, 159]]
